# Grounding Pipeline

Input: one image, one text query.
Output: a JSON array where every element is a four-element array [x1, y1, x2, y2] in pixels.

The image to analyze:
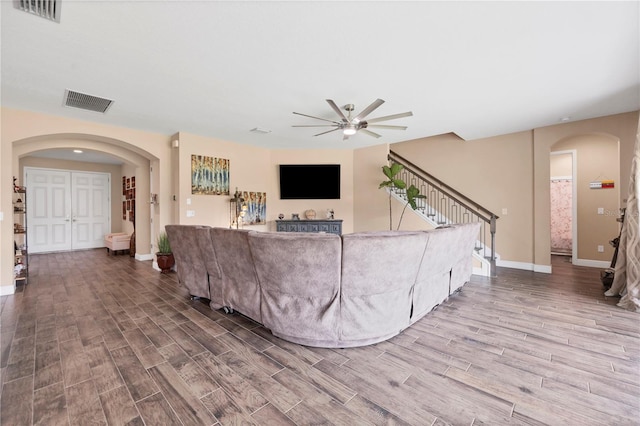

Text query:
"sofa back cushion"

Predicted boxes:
[[248, 232, 342, 346], [210, 227, 261, 322], [340, 231, 428, 341], [165, 225, 210, 299], [194, 225, 223, 308], [446, 222, 481, 293]]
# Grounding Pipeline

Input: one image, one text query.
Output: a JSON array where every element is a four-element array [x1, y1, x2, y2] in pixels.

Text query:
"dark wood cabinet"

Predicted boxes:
[[276, 219, 342, 235]]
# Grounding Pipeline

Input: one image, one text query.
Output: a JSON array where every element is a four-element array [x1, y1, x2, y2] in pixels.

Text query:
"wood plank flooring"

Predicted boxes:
[[1, 250, 638, 425]]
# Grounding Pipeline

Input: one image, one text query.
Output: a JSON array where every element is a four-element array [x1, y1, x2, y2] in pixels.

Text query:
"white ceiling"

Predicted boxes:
[[2, 1, 639, 158]]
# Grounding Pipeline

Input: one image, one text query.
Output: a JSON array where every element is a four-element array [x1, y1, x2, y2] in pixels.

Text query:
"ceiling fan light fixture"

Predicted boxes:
[[343, 125, 357, 136]]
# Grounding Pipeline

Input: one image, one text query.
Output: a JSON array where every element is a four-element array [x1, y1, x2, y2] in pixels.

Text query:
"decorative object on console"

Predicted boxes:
[[326, 209, 334, 219], [278, 213, 284, 220], [156, 231, 174, 273], [305, 209, 316, 219], [191, 155, 230, 195], [230, 188, 247, 229], [291, 213, 300, 220]]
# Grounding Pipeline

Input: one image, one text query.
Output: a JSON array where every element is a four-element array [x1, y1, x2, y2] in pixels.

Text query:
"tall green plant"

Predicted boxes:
[[379, 163, 406, 230], [396, 184, 426, 230], [379, 163, 427, 230]]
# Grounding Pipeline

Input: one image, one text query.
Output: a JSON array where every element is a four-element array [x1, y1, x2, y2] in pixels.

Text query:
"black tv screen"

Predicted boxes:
[[279, 164, 341, 199]]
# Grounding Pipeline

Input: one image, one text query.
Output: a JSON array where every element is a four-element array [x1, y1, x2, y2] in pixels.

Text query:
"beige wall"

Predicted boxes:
[[391, 131, 535, 265], [533, 112, 638, 268], [387, 112, 638, 270], [550, 152, 572, 177], [552, 134, 620, 261], [1, 106, 638, 294], [1, 108, 170, 293], [269, 149, 355, 234]]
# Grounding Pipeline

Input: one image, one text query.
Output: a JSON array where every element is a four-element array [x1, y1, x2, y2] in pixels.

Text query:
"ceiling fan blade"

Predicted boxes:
[[367, 124, 408, 130], [359, 129, 382, 138], [326, 99, 349, 122], [354, 98, 385, 122], [366, 111, 413, 124], [292, 125, 338, 127], [293, 111, 342, 124], [314, 128, 341, 137]]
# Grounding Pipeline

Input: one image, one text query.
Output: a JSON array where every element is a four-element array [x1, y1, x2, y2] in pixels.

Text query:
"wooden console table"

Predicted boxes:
[[276, 219, 343, 235]]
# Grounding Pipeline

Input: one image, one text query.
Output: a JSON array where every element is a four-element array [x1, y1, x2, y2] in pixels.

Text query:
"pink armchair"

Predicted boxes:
[[105, 232, 131, 255]]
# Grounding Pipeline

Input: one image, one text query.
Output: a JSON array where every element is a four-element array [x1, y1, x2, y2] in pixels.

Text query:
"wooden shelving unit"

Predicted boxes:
[[13, 186, 28, 285]]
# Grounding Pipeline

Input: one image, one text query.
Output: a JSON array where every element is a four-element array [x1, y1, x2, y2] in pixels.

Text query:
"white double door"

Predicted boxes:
[[26, 168, 111, 254]]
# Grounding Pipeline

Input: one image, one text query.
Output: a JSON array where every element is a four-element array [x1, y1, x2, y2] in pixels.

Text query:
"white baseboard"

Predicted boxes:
[[472, 266, 489, 277], [0, 284, 16, 296], [572, 258, 610, 268], [136, 253, 154, 261], [496, 259, 552, 274]]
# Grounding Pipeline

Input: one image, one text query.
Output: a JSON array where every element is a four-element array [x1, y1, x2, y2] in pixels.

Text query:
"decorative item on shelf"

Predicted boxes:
[[278, 213, 284, 220], [326, 209, 334, 219], [291, 213, 300, 220], [229, 188, 247, 229], [305, 209, 317, 220], [156, 231, 174, 273]]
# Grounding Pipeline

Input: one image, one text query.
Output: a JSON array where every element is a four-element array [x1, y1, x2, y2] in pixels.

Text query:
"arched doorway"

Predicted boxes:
[[12, 134, 158, 260], [550, 133, 620, 267]]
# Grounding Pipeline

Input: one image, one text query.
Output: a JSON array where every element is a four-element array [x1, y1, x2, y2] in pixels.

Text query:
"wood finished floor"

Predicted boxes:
[[1, 251, 638, 425]]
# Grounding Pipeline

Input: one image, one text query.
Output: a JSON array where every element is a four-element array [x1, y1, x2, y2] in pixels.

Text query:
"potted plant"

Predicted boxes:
[[156, 231, 174, 273], [379, 162, 426, 230]]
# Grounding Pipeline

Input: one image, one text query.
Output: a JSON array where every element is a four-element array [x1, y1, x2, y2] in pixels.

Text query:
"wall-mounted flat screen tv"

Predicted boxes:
[[279, 164, 341, 199]]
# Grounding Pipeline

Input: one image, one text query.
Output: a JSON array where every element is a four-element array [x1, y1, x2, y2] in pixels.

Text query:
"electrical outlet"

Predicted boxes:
[[597, 245, 604, 253], [597, 207, 604, 215], [501, 208, 508, 215], [186, 210, 195, 217]]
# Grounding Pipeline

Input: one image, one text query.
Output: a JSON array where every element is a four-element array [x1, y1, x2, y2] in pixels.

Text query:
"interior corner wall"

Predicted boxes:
[[176, 132, 272, 230], [270, 149, 355, 234], [353, 144, 390, 232], [390, 131, 535, 265], [552, 134, 620, 262], [533, 111, 639, 269]]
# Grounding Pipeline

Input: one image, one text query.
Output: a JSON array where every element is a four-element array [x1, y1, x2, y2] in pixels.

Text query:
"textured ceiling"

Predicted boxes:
[[2, 1, 639, 154]]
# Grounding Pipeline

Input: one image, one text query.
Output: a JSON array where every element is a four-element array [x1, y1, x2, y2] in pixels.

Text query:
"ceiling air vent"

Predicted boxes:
[[14, 0, 61, 23], [63, 89, 114, 114]]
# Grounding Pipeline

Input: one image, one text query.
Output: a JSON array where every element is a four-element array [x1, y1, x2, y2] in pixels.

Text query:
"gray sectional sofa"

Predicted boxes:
[[166, 222, 480, 348]]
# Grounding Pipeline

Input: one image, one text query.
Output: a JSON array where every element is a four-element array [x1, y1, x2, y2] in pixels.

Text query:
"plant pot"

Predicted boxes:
[[156, 253, 175, 273]]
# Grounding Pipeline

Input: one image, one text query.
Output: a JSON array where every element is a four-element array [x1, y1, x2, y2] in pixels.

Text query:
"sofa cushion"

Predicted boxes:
[[248, 232, 342, 346], [210, 228, 262, 322], [193, 225, 224, 309], [165, 225, 210, 299], [340, 231, 428, 342]]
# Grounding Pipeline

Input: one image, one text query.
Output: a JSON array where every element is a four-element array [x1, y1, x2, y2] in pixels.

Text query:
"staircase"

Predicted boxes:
[[388, 151, 499, 277]]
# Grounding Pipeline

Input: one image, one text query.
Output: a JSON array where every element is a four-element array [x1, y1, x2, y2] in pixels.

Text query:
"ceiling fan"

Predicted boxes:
[[293, 99, 413, 140]]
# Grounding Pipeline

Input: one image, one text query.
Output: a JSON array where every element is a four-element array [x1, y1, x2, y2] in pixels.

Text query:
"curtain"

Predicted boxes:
[[605, 116, 640, 312], [550, 179, 572, 254]]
